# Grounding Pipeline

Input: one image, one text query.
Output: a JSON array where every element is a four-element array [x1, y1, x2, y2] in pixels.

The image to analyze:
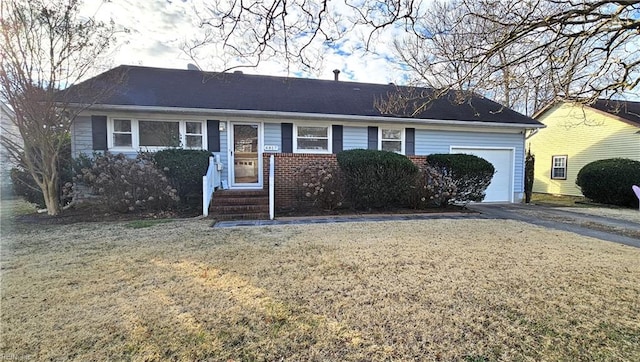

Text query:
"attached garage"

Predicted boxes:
[[450, 147, 515, 203]]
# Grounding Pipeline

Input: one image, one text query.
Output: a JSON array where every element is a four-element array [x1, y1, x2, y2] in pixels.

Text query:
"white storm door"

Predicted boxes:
[[229, 123, 262, 188]]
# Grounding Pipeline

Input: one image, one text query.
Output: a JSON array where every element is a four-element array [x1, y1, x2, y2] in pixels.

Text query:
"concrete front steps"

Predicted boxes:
[[209, 189, 269, 220]]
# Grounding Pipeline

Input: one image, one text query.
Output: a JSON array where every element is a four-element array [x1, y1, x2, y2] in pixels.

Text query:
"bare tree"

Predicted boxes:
[[391, 0, 569, 115], [0, 0, 121, 215], [453, 0, 639, 105], [186, 0, 639, 110]]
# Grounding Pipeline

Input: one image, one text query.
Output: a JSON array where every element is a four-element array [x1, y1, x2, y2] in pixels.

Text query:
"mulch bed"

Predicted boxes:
[[15, 204, 471, 225], [276, 204, 471, 218], [15, 205, 199, 225]]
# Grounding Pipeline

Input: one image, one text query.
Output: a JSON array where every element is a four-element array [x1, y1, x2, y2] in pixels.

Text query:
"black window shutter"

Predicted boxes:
[[91, 115, 107, 151], [332, 125, 343, 154], [405, 128, 415, 155], [281, 123, 293, 153], [367, 126, 378, 150], [207, 120, 220, 152]]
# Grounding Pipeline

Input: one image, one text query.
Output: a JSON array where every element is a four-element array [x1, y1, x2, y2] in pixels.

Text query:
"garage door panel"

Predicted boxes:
[[450, 148, 514, 202]]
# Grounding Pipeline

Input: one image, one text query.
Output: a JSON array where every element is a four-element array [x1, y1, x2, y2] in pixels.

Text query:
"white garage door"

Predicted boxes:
[[450, 147, 514, 202]]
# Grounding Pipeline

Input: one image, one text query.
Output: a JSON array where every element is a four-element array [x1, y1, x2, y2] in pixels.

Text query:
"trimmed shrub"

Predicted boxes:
[[296, 160, 346, 210], [337, 149, 419, 209], [425, 154, 495, 203], [576, 158, 640, 207], [154, 149, 211, 208], [78, 152, 178, 213]]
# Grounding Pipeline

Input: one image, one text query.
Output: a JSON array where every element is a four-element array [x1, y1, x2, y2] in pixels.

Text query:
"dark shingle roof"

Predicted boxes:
[[66, 65, 540, 126], [590, 99, 640, 127]]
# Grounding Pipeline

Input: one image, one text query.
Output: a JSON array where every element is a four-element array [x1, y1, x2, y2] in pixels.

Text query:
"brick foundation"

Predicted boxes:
[[262, 153, 430, 210]]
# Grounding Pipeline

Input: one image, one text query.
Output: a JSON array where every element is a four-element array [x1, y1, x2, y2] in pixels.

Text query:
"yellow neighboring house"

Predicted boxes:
[[529, 99, 640, 196]]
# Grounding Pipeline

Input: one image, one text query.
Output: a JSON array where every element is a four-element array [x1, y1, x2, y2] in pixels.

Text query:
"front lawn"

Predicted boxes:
[[1, 218, 639, 360]]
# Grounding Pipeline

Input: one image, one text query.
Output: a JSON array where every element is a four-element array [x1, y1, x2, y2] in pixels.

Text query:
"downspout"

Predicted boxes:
[[525, 128, 539, 139]]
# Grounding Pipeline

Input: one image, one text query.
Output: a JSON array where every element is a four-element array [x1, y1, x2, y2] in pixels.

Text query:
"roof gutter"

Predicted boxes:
[[70, 103, 545, 130]]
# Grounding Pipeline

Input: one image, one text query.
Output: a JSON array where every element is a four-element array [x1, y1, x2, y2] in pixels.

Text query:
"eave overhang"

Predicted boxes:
[[70, 103, 545, 131]]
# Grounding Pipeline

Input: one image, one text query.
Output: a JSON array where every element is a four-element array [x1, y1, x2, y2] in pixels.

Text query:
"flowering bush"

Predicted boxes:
[[425, 154, 494, 204], [296, 160, 346, 210], [408, 164, 458, 208], [77, 152, 178, 213]]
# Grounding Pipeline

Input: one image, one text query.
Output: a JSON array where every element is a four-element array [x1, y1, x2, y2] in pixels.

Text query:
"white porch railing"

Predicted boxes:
[[269, 154, 275, 220], [202, 153, 222, 216]]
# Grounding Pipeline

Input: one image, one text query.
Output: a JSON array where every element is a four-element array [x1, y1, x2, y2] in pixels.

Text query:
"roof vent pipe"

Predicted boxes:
[[333, 69, 340, 81]]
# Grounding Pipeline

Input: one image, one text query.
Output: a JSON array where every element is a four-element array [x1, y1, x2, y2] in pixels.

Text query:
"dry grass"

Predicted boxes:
[[1, 217, 640, 361], [562, 207, 640, 224], [530, 193, 589, 207]]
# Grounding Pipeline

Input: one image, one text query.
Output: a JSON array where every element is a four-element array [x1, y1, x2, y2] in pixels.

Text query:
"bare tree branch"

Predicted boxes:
[[183, 0, 639, 115]]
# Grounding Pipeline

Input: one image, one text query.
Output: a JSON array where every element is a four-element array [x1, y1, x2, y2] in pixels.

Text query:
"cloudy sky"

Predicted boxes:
[[82, 0, 411, 84], [81, 0, 639, 102]]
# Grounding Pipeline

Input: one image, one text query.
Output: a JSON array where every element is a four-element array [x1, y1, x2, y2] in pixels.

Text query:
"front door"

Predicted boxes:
[[230, 123, 262, 187]]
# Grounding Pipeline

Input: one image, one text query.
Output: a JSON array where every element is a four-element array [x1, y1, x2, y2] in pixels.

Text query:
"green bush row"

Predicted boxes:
[[303, 150, 495, 210]]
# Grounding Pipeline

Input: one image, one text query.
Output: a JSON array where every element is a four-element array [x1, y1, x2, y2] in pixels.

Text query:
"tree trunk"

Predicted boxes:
[[42, 176, 60, 216]]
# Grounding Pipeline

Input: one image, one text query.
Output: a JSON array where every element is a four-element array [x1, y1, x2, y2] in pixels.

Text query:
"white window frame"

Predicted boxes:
[[107, 118, 207, 152], [378, 127, 405, 154], [551, 155, 567, 180], [184, 121, 205, 149], [112, 119, 133, 148], [293, 124, 332, 154]]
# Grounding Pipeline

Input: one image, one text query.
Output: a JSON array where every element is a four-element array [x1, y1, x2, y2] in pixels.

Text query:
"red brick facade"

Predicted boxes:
[[262, 153, 337, 210], [261, 153, 429, 210]]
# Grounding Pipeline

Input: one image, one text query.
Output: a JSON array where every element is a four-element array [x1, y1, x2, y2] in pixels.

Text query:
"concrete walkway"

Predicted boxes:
[[213, 211, 486, 228], [468, 203, 640, 248]]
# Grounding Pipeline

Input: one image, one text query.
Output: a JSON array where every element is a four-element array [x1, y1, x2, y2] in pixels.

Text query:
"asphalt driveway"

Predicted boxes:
[[468, 203, 640, 248]]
